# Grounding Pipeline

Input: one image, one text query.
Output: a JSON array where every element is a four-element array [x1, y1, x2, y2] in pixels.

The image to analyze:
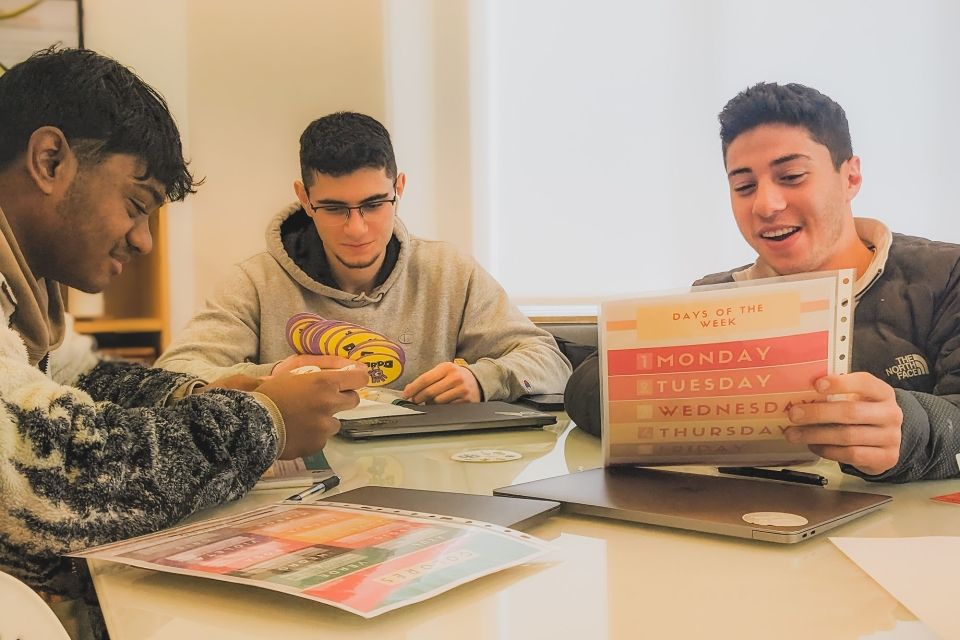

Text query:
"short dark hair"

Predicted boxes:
[[299, 112, 397, 186], [719, 82, 853, 169], [0, 47, 198, 201]]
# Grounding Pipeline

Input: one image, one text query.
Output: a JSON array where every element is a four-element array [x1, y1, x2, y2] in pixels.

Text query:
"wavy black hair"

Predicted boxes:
[[719, 82, 853, 169], [299, 112, 397, 186], [0, 47, 198, 201]]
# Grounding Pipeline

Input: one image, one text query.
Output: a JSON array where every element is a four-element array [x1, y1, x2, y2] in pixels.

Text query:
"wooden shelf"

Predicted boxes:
[[528, 315, 597, 325], [73, 317, 165, 334]]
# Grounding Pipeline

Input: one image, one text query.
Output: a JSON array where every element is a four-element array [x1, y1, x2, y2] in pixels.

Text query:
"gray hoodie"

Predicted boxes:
[[157, 204, 571, 400]]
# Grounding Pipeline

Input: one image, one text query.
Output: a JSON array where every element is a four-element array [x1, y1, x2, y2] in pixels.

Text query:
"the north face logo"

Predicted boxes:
[[885, 354, 930, 380]]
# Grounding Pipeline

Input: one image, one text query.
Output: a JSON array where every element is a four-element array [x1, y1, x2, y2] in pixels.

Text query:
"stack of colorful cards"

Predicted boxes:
[[285, 313, 406, 386]]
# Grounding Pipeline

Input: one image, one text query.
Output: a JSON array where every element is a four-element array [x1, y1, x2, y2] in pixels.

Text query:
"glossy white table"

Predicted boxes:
[[87, 416, 960, 639]]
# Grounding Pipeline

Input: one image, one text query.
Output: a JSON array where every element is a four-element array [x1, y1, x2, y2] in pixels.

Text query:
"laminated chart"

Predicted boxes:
[[73, 503, 550, 618], [601, 271, 854, 466]]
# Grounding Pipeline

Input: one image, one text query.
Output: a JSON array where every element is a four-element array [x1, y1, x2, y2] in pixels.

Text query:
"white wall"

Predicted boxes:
[[82, 0, 194, 332], [83, 0, 960, 330], [472, 0, 960, 302], [385, 0, 475, 255], [184, 0, 388, 318], [84, 0, 389, 335]]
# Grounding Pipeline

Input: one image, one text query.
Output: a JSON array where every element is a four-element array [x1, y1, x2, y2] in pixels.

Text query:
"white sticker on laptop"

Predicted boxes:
[[742, 511, 809, 527], [451, 449, 522, 463]]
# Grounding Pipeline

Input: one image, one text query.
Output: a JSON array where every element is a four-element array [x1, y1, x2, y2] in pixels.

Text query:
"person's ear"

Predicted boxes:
[[25, 127, 75, 195], [293, 180, 310, 208], [843, 155, 862, 202], [394, 172, 406, 198]]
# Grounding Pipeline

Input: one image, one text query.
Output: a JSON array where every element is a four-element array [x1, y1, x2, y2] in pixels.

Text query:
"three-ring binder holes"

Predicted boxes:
[[838, 290, 851, 361]]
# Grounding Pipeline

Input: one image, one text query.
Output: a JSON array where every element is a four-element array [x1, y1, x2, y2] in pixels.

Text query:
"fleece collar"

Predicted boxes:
[[265, 203, 411, 308], [731, 217, 892, 298]]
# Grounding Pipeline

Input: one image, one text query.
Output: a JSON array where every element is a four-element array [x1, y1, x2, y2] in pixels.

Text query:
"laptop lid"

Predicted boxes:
[[494, 467, 891, 543], [322, 486, 561, 530], [337, 401, 556, 439]]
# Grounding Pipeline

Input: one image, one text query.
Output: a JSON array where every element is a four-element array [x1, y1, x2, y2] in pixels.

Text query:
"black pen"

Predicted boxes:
[[286, 474, 341, 502], [717, 466, 828, 486]]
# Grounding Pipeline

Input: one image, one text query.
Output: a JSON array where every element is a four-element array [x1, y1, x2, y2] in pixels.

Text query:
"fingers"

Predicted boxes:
[[311, 355, 360, 370], [324, 388, 361, 414], [259, 370, 362, 414], [409, 373, 460, 404], [278, 416, 342, 460], [329, 366, 370, 393], [273, 354, 359, 376], [427, 380, 470, 404], [403, 363, 453, 400], [417, 366, 482, 404], [272, 354, 307, 376], [203, 374, 263, 392], [789, 373, 903, 430], [814, 372, 897, 403], [311, 415, 342, 444], [785, 423, 900, 449], [806, 443, 900, 476], [288, 367, 369, 399], [787, 399, 902, 429], [784, 372, 903, 477], [306, 379, 361, 413]]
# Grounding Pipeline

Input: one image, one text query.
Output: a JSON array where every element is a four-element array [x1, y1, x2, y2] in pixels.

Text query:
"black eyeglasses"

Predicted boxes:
[[307, 193, 398, 227]]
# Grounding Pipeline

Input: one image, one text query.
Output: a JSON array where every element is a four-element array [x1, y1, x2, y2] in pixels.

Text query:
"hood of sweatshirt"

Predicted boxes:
[[265, 202, 411, 308]]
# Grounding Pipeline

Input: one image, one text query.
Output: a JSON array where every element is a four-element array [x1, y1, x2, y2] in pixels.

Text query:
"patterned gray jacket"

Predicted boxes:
[[0, 277, 279, 600]]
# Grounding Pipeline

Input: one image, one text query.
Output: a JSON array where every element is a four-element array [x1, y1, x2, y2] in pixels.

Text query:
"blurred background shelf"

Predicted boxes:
[[72, 318, 166, 333]]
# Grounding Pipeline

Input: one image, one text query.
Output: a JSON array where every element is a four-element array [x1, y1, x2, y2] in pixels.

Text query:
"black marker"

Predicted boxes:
[[717, 466, 828, 486], [286, 474, 341, 502]]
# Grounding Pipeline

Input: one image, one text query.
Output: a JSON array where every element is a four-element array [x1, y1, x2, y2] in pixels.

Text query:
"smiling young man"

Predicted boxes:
[[566, 82, 960, 483], [156, 112, 571, 404], [0, 48, 366, 633]]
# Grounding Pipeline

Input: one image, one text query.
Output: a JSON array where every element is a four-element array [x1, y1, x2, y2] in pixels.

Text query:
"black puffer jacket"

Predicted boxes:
[[565, 232, 960, 483]]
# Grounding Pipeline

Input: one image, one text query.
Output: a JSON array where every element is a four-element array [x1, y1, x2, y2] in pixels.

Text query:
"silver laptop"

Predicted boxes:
[[338, 401, 556, 439], [494, 466, 890, 543]]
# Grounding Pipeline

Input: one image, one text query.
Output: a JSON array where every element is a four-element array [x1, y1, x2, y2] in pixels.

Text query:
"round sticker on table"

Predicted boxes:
[[451, 449, 522, 463], [742, 511, 809, 527]]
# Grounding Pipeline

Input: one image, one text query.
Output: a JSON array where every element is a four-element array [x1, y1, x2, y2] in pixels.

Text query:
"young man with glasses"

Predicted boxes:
[[158, 112, 571, 404], [565, 82, 960, 483]]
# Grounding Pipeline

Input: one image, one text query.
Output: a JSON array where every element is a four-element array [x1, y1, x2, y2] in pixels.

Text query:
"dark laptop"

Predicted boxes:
[[322, 485, 561, 530], [495, 466, 891, 543], [337, 401, 556, 439]]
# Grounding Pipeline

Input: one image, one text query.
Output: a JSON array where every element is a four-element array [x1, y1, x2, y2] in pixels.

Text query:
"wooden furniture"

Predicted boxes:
[[67, 208, 170, 362]]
